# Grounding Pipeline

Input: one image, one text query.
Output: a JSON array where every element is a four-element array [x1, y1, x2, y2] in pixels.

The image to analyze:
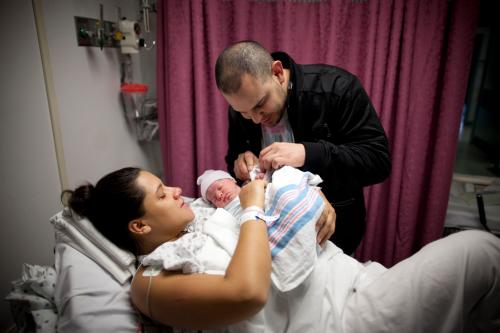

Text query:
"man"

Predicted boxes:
[[215, 40, 391, 254]]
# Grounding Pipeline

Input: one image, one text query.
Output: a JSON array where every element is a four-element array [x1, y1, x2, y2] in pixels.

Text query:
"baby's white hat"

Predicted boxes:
[[196, 170, 235, 200]]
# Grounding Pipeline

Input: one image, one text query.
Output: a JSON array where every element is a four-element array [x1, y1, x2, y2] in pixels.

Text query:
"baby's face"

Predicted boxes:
[[206, 178, 241, 208]]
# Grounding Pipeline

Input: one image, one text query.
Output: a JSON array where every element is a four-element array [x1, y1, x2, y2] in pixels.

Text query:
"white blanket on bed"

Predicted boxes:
[[152, 241, 382, 333], [5, 264, 58, 333]]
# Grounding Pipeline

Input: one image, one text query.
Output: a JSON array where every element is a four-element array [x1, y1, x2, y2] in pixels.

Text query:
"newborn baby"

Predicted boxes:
[[197, 170, 243, 217], [196, 170, 240, 208]]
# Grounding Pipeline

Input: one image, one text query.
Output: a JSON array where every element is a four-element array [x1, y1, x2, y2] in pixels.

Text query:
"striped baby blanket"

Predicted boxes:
[[264, 166, 325, 291]]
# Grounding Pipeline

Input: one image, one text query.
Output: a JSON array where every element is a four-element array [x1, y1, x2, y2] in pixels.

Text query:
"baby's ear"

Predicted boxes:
[[128, 219, 151, 235]]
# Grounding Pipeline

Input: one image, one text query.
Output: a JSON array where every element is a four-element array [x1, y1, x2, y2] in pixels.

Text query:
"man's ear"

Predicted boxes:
[[128, 219, 151, 235], [271, 60, 285, 83]]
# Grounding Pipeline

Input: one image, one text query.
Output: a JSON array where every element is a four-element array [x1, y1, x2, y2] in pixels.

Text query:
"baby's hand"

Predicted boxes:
[[249, 165, 263, 181], [239, 180, 267, 209], [254, 172, 266, 180]]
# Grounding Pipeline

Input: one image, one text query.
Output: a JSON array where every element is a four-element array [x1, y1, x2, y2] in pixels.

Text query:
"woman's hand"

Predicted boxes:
[[239, 179, 267, 209]]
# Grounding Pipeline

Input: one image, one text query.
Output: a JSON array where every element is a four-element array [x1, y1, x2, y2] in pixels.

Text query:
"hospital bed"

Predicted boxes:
[[8, 174, 499, 332]]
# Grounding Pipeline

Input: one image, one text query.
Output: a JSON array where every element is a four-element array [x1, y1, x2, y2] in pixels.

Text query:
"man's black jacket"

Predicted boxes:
[[226, 52, 391, 254]]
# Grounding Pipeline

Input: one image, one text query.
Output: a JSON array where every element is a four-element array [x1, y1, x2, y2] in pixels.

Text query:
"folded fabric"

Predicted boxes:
[[140, 208, 238, 277], [50, 208, 136, 285], [5, 264, 58, 333], [187, 197, 218, 231], [202, 208, 240, 253], [265, 166, 325, 291]]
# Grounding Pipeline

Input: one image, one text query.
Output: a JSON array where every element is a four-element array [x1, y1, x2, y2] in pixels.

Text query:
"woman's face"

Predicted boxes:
[[136, 171, 195, 241]]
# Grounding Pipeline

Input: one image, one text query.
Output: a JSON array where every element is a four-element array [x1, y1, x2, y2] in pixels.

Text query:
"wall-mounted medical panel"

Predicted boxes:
[[74, 16, 119, 48]]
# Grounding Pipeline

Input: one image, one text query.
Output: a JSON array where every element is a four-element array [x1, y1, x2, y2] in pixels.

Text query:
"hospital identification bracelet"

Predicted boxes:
[[239, 206, 265, 225]]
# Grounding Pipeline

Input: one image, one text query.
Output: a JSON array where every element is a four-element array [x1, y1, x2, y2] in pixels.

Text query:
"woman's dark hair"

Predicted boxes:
[[61, 167, 145, 253]]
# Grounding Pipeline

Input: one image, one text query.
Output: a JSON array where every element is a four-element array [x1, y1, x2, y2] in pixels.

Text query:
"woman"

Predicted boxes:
[[66, 167, 273, 329], [65, 167, 500, 332]]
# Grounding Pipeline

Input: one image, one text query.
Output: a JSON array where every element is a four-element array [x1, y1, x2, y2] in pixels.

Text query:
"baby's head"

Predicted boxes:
[[197, 170, 241, 208]]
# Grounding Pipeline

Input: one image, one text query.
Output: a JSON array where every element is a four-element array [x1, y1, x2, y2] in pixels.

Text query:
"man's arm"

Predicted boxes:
[[226, 107, 261, 181], [302, 77, 391, 189]]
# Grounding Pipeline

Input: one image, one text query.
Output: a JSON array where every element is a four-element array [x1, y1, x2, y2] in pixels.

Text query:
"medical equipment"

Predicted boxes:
[[74, 3, 155, 53], [140, 0, 156, 51], [74, 5, 119, 49], [118, 19, 143, 54], [121, 84, 159, 142]]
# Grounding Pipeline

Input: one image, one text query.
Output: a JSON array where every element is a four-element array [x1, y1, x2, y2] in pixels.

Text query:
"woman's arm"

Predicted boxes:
[[131, 180, 271, 329]]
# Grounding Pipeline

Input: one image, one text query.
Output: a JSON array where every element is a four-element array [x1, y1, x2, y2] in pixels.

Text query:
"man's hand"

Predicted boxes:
[[259, 142, 305, 171], [234, 151, 259, 181], [316, 191, 336, 246]]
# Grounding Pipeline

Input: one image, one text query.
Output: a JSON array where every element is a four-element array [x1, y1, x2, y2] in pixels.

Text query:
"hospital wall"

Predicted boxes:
[[0, 0, 159, 330]]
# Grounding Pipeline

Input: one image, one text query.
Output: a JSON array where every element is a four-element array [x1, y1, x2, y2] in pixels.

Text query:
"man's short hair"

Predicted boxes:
[[215, 40, 274, 94]]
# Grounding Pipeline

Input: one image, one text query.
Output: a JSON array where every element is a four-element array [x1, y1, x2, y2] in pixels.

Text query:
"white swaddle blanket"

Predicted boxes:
[[140, 208, 237, 276], [264, 166, 324, 291]]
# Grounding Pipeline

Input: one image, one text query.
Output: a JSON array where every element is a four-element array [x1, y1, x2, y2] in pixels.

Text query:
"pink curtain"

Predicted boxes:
[[157, 0, 479, 266]]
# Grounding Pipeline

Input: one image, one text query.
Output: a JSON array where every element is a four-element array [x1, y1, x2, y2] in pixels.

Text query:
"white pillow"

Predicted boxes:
[[50, 208, 136, 284]]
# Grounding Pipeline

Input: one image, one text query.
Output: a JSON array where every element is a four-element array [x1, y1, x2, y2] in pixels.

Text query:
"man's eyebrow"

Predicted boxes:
[[251, 95, 266, 110]]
